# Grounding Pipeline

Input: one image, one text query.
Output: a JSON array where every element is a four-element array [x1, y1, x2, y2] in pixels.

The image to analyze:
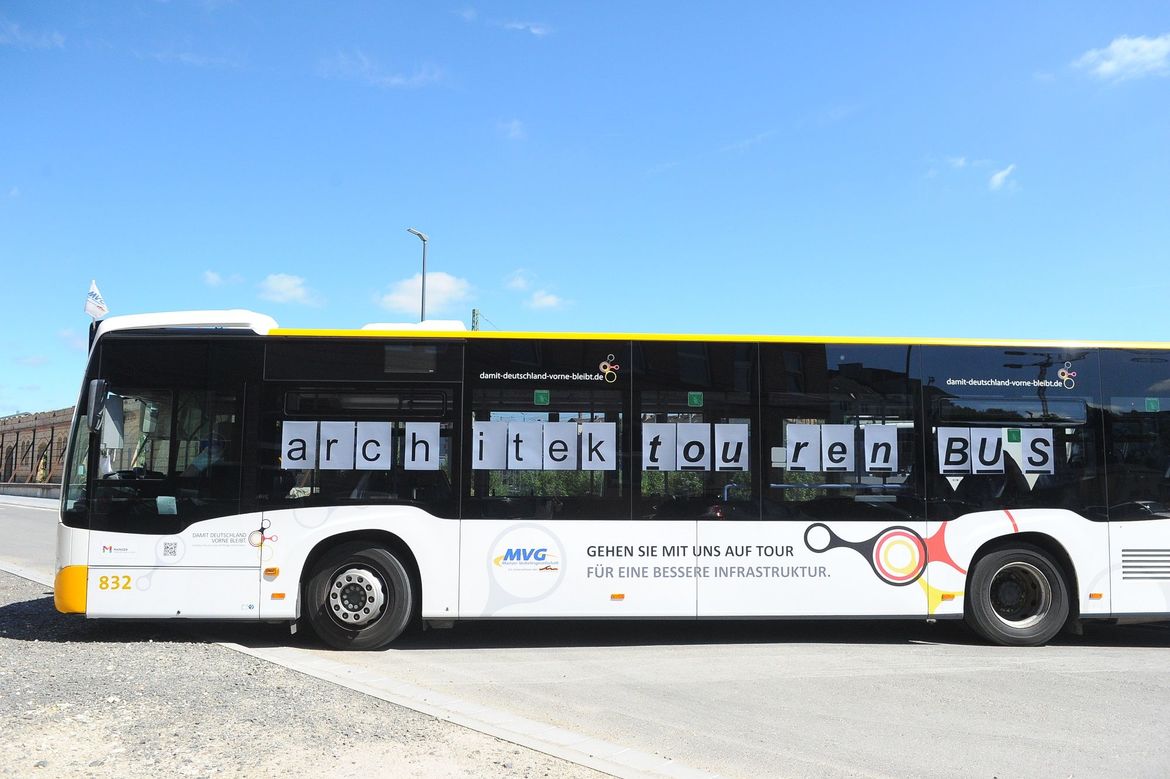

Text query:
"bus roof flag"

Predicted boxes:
[[85, 280, 109, 320]]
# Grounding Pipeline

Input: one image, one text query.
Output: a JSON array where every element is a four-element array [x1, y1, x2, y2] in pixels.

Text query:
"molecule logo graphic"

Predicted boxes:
[[598, 354, 620, 383], [248, 518, 278, 548], [1058, 362, 1077, 390], [805, 523, 926, 586], [804, 520, 968, 588]]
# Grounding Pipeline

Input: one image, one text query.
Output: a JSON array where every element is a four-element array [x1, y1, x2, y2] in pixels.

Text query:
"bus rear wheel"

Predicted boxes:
[[304, 543, 413, 650], [966, 544, 1069, 646]]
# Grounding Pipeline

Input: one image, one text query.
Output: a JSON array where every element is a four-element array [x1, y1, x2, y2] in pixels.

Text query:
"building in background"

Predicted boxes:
[[0, 407, 74, 497]]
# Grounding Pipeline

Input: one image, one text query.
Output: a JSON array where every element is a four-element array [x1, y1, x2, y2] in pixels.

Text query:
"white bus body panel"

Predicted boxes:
[[87, 568, 260, 618], [1109, 519, 1170, 614], [69, 508, 1124, 623], [697, 520, 930, 617], [459, 521, 695, 617], [257, 505, 460, 621], [86, 513, 264, 618], [56, 522, 89, 569], [925, 509, 1112, 619]]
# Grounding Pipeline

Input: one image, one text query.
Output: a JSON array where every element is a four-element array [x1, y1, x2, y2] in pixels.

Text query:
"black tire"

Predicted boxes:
[[304, 542, 413, 650], [965, 544, 1070, 647]]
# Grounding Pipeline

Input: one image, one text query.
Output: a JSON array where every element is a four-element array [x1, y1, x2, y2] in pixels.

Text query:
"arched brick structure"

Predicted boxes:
[[0, 407, 75, 486]]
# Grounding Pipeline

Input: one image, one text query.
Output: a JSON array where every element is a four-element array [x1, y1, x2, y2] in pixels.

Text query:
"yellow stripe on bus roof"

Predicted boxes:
[[269, 328, 1170, 350]]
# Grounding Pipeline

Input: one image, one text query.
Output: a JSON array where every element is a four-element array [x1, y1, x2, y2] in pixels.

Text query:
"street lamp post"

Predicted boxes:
[[406, 227, 429, 322]]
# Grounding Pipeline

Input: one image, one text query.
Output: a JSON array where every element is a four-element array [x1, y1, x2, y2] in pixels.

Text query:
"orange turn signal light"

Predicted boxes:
[[941, 593, 956, 602], [1089, 592, 1103, 600], [271, 593, 286, 600], [610, 593, 625, 601], [263, 567, 280, 577]]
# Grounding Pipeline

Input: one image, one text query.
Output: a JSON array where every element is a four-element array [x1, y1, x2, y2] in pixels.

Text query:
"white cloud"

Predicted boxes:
[[7, 186, 18, 199], [946, 156, 968, 169], [505, 270, 531, 290], [457, 7, 478, 22], [380, 272, 472, 315], [15, 355, 48, 367], [0, 19, 64, 50], [503, 21, 552, 37], [505, 272, 565, 309], [1074, 34, 1170, 82], [498, 119, 526, 141], [528, 290, 564, 309], [318, 50, 443, 89], [989, 163, 1016, 191], [258, 273, 317, 305], [57, 329, 88, 352]]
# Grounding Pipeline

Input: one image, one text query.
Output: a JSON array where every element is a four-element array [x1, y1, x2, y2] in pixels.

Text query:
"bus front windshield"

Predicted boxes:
[[70, 386, 243, 533]]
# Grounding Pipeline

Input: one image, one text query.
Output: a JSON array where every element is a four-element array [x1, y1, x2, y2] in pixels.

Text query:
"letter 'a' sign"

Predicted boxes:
[[282, 421, 317, 469]]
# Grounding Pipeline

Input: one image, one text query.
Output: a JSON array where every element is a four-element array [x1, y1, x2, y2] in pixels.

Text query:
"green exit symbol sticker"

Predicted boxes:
[[1007, 429, 1022, 443], [533, 389, 550, 406], [688, 391, 704, 408], [1147, 398, 1161, 413]]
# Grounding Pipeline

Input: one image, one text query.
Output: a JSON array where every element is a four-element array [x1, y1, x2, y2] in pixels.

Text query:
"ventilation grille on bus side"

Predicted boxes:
[[1121, 549, 1170, 580]]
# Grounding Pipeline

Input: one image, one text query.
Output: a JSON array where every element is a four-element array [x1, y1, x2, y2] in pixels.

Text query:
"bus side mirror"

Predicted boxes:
[[87, 379, 108, 433]]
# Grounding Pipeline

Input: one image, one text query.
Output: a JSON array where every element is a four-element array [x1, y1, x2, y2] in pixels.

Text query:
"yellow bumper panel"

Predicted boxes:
[[54, 565, 88, 614]]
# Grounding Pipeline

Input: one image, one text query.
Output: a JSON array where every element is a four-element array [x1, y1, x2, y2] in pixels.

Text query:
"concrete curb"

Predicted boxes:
[[222, 641, 719, 779]]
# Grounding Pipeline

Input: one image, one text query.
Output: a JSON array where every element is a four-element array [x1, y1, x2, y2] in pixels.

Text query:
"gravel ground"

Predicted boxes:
[[0, 571, 606, 779]]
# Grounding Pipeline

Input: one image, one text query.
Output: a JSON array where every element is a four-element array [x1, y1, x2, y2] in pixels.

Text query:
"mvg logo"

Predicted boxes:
[[493, 547, 558, 571], [497, 547, 548, 564]]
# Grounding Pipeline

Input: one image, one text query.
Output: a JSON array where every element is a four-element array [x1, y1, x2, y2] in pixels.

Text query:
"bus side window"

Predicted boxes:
[[465, 387, 626, 520], [760, 344, 922, 522], [633, 341, 759, 520], [1101, 349, 1170, 519]]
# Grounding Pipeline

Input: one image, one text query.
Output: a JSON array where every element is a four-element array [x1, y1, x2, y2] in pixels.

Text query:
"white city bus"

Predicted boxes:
[[54, 310, 1170, 648]]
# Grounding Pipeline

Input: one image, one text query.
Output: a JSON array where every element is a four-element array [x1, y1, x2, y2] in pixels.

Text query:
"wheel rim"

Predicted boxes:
[[327, 566, 387, 628], [988, 561, 1053, 629]]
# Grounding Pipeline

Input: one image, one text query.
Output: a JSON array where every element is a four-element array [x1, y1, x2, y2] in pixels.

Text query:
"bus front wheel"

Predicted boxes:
[[304, 543, 413, 650], [966, 544, 1070, 646]]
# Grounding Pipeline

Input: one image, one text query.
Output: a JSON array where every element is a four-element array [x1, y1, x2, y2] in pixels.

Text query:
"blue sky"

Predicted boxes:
[[2, 2, 1169, 414]]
